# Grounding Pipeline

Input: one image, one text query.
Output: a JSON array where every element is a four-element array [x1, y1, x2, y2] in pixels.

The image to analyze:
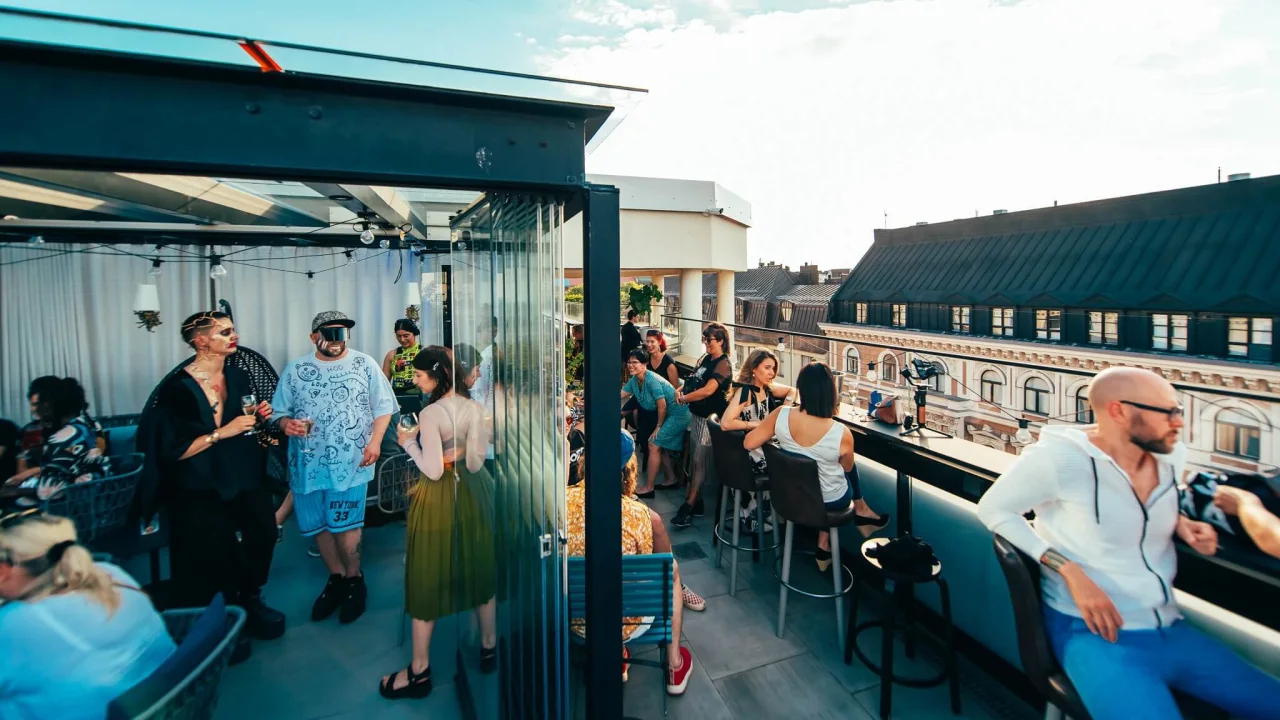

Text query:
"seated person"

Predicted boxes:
[[977, 367, 1280, 720], [0, 509, 177, 720], [14, 376, 60, 475], [744, 363, 889, 572], [5, 378, 110, 494], [0, 419, 17, 489], [565, 430, 694, 694], [1215, 484, 1280, 559]]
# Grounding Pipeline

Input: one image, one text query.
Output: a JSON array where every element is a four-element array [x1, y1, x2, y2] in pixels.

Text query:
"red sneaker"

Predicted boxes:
[[666, 646, 692, 695]]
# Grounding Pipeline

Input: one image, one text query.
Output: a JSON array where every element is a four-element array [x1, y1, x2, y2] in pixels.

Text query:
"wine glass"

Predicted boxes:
[[296, 411, 315, 454], [241, 394, 258, 436], [398, 412, 419, 434]]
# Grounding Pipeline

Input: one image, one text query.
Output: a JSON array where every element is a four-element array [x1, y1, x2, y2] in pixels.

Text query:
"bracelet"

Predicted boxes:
[[1041, 548, 1069, 574]]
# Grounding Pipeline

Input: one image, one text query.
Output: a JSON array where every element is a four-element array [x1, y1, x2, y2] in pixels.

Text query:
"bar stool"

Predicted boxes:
[[763, 444, 858, 652], [707, 418, 780, 596], [845, 537, 960, 720]]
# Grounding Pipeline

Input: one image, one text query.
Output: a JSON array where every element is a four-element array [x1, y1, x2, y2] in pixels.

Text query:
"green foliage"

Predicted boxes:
[[564, 284, 584, 303], [626, 283, 664, 316]]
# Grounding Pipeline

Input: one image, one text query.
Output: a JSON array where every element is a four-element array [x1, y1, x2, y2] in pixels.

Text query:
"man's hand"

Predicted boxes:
[[281, 419, 309, 437], [1060, 563, 1123, 643], [360, 445, 381, 468], [1214, 485, 1261, 517], [1177, 516, 1219, 556]]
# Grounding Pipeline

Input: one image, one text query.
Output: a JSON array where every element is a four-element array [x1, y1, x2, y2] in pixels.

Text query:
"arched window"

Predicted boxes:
[[1075, 387, 1094, 423], [1024, 377, 1051, 415], [881, 355, 898, 383], [844, 347, 860, 374], [980, 370, 1003, 405], [1216, 409, 1262, 460], [779, 301, 794, 323]]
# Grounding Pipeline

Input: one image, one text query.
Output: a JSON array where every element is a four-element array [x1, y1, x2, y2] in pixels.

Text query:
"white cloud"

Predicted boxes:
[[546, 0, 1280, 269], [571, 0, 680, 29]]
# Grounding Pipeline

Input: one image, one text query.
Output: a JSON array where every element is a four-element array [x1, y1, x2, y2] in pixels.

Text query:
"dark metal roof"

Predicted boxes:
[[663, 265, 804, 303], [832, 174, 1280, 313], [778, 284, 839, 304]]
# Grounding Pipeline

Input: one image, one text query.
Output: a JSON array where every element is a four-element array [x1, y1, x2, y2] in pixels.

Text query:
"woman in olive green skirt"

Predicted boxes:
[[379, 345, 496, 701]]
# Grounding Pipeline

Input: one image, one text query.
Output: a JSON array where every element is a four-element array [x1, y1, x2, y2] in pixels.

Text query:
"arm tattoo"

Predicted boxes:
[[1041, 548, 1069, 574]]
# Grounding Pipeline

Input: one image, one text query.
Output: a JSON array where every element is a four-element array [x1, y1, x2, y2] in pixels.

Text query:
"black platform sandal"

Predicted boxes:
[[379, 664, 432, 699], [480, 645, 497, 675]]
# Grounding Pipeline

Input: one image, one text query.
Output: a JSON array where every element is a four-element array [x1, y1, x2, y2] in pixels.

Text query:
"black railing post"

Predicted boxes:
[[582, 183, 623, 720]]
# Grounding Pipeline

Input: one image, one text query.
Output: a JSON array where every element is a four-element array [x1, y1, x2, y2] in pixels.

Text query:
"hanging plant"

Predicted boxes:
[[626, 283, 664, 317], [405, 304, 421, 323], [134, 310, 162, 332]]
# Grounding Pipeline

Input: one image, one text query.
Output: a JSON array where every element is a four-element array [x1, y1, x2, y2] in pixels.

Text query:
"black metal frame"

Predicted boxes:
[[0, 33, 630, 720], [580, 184, 624, 718]]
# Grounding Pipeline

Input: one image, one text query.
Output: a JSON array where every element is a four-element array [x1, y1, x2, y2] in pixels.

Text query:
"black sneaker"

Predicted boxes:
[[691, 496, 705, 517], [311, 574, 347, 622], [242, 592, 286, 641], [339, 574, 367, 624], [671, 503, 694, 529]]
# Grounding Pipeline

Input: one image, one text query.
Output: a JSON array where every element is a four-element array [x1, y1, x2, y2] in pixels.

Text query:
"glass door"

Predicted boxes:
[[448, 193, 569, 719]]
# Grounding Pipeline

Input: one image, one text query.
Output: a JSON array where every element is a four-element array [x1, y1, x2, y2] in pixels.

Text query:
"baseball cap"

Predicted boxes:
[[620, 429, 635, 471], [312, 310, 355, 333]]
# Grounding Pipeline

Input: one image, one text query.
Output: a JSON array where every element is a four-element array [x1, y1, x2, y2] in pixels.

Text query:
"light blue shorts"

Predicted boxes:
[[294, 485, 368, 537]]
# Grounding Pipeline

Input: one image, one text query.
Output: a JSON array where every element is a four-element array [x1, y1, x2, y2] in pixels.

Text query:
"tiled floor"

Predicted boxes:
[[179, 490, 1040, 720]]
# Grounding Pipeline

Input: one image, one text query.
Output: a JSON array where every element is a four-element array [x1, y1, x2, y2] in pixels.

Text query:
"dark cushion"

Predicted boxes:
[[107, 594, 228, 720]]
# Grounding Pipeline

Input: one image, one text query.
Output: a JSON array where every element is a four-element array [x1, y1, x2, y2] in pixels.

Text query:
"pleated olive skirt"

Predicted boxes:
[[405, 464, 496, 622]]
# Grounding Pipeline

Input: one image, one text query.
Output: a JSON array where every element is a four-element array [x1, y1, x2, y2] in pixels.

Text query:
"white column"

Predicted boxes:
[[679, 269, 703, 357], [717, 269, 736, 351]]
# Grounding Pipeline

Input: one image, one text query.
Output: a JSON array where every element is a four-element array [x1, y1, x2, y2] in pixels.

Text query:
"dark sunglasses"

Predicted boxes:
[[0, 507, 42, 529], [319, 326, 349, 342], [1120, 400, 1184, 420]]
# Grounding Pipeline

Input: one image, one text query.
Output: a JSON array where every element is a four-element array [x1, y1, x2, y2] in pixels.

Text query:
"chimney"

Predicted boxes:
[[798, 263, 819, 284], [1228, 173, 1251, 182]]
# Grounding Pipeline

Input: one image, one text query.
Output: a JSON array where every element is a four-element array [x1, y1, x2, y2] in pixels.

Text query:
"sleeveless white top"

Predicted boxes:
[[773, 407, 847, 503]]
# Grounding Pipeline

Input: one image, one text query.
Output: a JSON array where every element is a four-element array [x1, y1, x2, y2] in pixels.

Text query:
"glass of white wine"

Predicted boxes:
[[241, 394, 258, 436], [296, 412, 315, 454], [398, 412, 419, 434]]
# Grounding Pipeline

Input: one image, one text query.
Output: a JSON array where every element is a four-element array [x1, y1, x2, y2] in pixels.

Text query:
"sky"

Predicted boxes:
[[4, 0, 1279, 269]]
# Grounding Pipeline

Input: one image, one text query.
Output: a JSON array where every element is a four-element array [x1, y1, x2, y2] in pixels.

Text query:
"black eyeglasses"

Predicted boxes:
[[1120, 400, 1184, 420], [0, 507, 43, 529]]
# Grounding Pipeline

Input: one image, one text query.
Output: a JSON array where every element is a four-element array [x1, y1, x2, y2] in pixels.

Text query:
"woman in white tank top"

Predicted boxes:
[[744, 362, 888, 570]]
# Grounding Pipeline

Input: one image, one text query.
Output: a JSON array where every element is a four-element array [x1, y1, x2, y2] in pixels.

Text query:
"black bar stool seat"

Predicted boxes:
[[845, 537, 961, 720], [708, 418, 781, 596]]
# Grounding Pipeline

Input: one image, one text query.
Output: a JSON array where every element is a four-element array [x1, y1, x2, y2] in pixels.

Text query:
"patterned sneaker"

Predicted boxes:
[[671, 503, 694, 529], [681, 584, 706, 612], [666, 646, 693, 695]]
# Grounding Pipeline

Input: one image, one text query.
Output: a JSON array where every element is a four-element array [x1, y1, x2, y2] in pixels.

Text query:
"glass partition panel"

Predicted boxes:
[[450, 194, 567, 718]]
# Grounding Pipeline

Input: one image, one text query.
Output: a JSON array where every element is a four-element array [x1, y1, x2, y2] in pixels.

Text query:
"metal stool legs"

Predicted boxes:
[[832, 527, 845, 656], [714, 486, 730, 569], [776, 520, 795, 637]]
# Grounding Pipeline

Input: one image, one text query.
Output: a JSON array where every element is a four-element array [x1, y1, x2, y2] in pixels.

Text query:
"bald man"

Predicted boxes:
[[979, 368, 1280, 720]]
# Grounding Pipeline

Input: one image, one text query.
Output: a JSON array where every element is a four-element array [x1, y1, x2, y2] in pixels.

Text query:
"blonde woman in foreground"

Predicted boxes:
[[0, 509, 176, 720]]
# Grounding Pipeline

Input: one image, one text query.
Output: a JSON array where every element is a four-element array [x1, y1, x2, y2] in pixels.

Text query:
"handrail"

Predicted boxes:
[[659, 313, 1280, 404]]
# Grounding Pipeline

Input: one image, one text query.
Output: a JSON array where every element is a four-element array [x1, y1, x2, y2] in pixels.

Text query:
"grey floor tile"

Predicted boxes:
[[853, 681, 998, 720], [714, 654, 874, 720], [678, 588, 808, 680], [311, 681, 459, 720], [622, 646, 736, 720]]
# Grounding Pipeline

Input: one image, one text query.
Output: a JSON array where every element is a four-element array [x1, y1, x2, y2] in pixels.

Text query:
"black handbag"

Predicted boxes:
[[866, 536, 938, 577]]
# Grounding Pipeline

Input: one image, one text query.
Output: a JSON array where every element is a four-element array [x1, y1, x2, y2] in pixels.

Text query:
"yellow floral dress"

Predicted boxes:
[[566, 483, 653, 641]]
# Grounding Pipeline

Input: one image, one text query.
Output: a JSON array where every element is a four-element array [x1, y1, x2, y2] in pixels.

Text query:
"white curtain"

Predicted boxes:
[[0, 243, 424, 421]]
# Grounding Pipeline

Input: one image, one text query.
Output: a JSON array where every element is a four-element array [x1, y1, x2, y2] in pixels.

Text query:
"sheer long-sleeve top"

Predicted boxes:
[[402, 395, 488, 480]]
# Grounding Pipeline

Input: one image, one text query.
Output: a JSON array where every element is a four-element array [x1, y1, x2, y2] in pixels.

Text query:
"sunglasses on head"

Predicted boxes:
[[319, 326, 349, 342], [0, 507, 42, 530]]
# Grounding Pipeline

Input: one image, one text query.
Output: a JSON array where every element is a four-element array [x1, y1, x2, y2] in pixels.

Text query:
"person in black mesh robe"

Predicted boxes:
[[139, 312, 286, 663]]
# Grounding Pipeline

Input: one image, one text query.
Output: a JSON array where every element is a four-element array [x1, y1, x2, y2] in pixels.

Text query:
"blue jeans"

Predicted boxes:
[[823, 467, 864, 511], [1044, 607, 1280, 720]]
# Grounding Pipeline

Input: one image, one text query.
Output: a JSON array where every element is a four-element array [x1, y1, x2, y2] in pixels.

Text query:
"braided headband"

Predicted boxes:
[[181, 311, 219, 333]]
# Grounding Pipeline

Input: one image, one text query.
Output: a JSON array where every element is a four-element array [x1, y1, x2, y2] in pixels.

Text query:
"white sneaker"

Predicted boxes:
[[307, 544, 321, 558]]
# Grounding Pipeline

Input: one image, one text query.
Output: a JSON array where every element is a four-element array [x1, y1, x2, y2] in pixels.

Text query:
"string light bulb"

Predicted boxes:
[[379, 236, 391, 249], [359, 225, 375, 245], [306, 271, 316, 285], [344, 250, 355, 266], [865, 360, 877, 383], [209, 256, 227, 280], [149, 258, 163, 277], [1015, 418, 1033, 444], [28, 234, 44, 244]]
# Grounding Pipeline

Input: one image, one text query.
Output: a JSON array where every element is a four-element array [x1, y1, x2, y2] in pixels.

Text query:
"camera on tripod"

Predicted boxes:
[[897, 357, 950, 438]]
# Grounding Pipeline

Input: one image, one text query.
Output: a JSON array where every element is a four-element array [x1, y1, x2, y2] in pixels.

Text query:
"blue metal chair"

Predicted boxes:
[[43, 452, 144, 544], [127, 606, 246, 720], [567, 553, 676, 718]]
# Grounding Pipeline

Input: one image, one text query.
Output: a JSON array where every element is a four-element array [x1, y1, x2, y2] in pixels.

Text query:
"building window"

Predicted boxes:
[[892, 304, 907, 328], [1024, 377, 1050, 415], [1089, 311, 1119, 345], [1215, 409, 1261, 460], [735, 301, 745, 324], [992, 307, 1014, 337], [980, 370, 1003, 405], [1228, 317, 1272, 361], [1075, 387, 1094, 423], [951, 306, 971, 333], [855, 302, 867, 324], [844, 347, 860, 374], [1036, 309, 1061, 341], [1150, 313, 1188, 352], [779, 301, 794, 323], [881, 355, 898, 383], [927, 372, 945, 393]]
